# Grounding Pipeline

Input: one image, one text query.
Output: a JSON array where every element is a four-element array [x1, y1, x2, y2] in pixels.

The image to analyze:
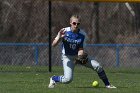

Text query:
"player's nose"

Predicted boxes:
[[74, 25, 78, 27]]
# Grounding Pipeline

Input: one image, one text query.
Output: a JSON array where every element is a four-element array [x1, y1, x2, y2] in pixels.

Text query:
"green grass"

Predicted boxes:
[[0, 66, 140, 93]]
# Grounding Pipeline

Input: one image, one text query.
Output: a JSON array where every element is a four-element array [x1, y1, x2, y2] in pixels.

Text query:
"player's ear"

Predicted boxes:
[[70, 22, 72, 26], [70, 19, 73, 25], [70, 20, 72, 24]]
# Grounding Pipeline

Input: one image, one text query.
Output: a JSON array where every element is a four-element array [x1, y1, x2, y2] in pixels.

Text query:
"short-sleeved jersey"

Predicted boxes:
[[61, 27, 85, 55]]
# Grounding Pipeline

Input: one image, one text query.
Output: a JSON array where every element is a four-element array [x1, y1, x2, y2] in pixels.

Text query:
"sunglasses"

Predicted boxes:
[[72, 22, 80, 25]]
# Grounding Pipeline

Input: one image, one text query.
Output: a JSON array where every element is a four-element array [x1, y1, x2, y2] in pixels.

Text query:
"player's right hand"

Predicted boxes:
[[58, 28, 66, 38]]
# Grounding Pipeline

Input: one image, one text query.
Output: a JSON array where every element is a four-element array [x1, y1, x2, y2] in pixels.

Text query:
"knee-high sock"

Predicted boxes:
[[97, 70, 110, 86]]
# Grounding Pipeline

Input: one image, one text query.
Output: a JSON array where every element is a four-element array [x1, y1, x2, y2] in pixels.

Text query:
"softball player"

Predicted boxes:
[[48, 15, 116, 89]]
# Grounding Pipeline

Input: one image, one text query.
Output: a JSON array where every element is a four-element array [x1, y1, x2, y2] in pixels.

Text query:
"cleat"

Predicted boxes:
[[106, 85, 117, 89], [48, 77, 56, 88]]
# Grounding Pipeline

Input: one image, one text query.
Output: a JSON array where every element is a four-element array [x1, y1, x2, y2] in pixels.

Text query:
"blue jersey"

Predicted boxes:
[[62, 27, 85, 55]]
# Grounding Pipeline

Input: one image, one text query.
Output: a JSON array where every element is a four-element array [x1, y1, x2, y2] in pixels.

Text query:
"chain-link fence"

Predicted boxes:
[[0, 1, 140, 72]]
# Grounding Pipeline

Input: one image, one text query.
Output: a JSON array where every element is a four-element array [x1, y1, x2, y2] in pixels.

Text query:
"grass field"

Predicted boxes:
[[0, 66, 140, 93]]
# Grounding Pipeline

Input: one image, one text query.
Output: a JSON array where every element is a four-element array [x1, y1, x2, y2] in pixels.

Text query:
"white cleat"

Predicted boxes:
[[106, 85, 117, 89], [48, 77, 56, 88]]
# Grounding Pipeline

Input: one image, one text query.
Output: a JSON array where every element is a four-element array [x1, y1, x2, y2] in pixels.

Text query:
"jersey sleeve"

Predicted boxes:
[[79, 29, 88, 48], [79, 36, 85, 49]]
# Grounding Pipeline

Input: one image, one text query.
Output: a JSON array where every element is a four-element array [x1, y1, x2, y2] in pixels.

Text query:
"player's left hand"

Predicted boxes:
[[74, 53, 88, 65]]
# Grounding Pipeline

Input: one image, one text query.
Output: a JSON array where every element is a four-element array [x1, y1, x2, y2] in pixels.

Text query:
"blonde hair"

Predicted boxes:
[[70, 15, 81, 22]]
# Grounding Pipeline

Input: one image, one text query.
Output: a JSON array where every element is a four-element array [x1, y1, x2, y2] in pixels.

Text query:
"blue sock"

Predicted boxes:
[[52, 76, 60, 82], [98, 70, 110, 86]]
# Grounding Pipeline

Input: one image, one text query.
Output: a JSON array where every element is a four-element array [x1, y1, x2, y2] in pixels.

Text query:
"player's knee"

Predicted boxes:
[[63, 77, 73, 84], [95, 66, 103, 73]]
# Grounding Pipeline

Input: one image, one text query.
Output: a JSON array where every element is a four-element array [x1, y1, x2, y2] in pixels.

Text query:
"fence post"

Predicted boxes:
[[34, 46, 39, 65], [94, 3, 100, 43], [116, 45, 120, 67], [48, 0, 52, 72]]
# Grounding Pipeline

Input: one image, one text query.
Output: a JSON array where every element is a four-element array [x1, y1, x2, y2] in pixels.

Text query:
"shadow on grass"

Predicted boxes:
[[74, 86, 105, 89], [74, 86, 128, 89]]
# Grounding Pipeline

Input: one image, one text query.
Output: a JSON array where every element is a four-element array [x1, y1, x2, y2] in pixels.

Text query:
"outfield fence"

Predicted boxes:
[[0, 43, 140, 72], [0, 1, 140, 72]]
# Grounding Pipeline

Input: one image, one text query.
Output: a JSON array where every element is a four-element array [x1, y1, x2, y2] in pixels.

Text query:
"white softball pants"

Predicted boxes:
[[60, 54, 100, 84]]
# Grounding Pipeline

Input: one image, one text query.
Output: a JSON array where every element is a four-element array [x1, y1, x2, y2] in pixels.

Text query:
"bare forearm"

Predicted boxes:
[[52, 36, 61, 47], [52, 28, 65, 47]]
